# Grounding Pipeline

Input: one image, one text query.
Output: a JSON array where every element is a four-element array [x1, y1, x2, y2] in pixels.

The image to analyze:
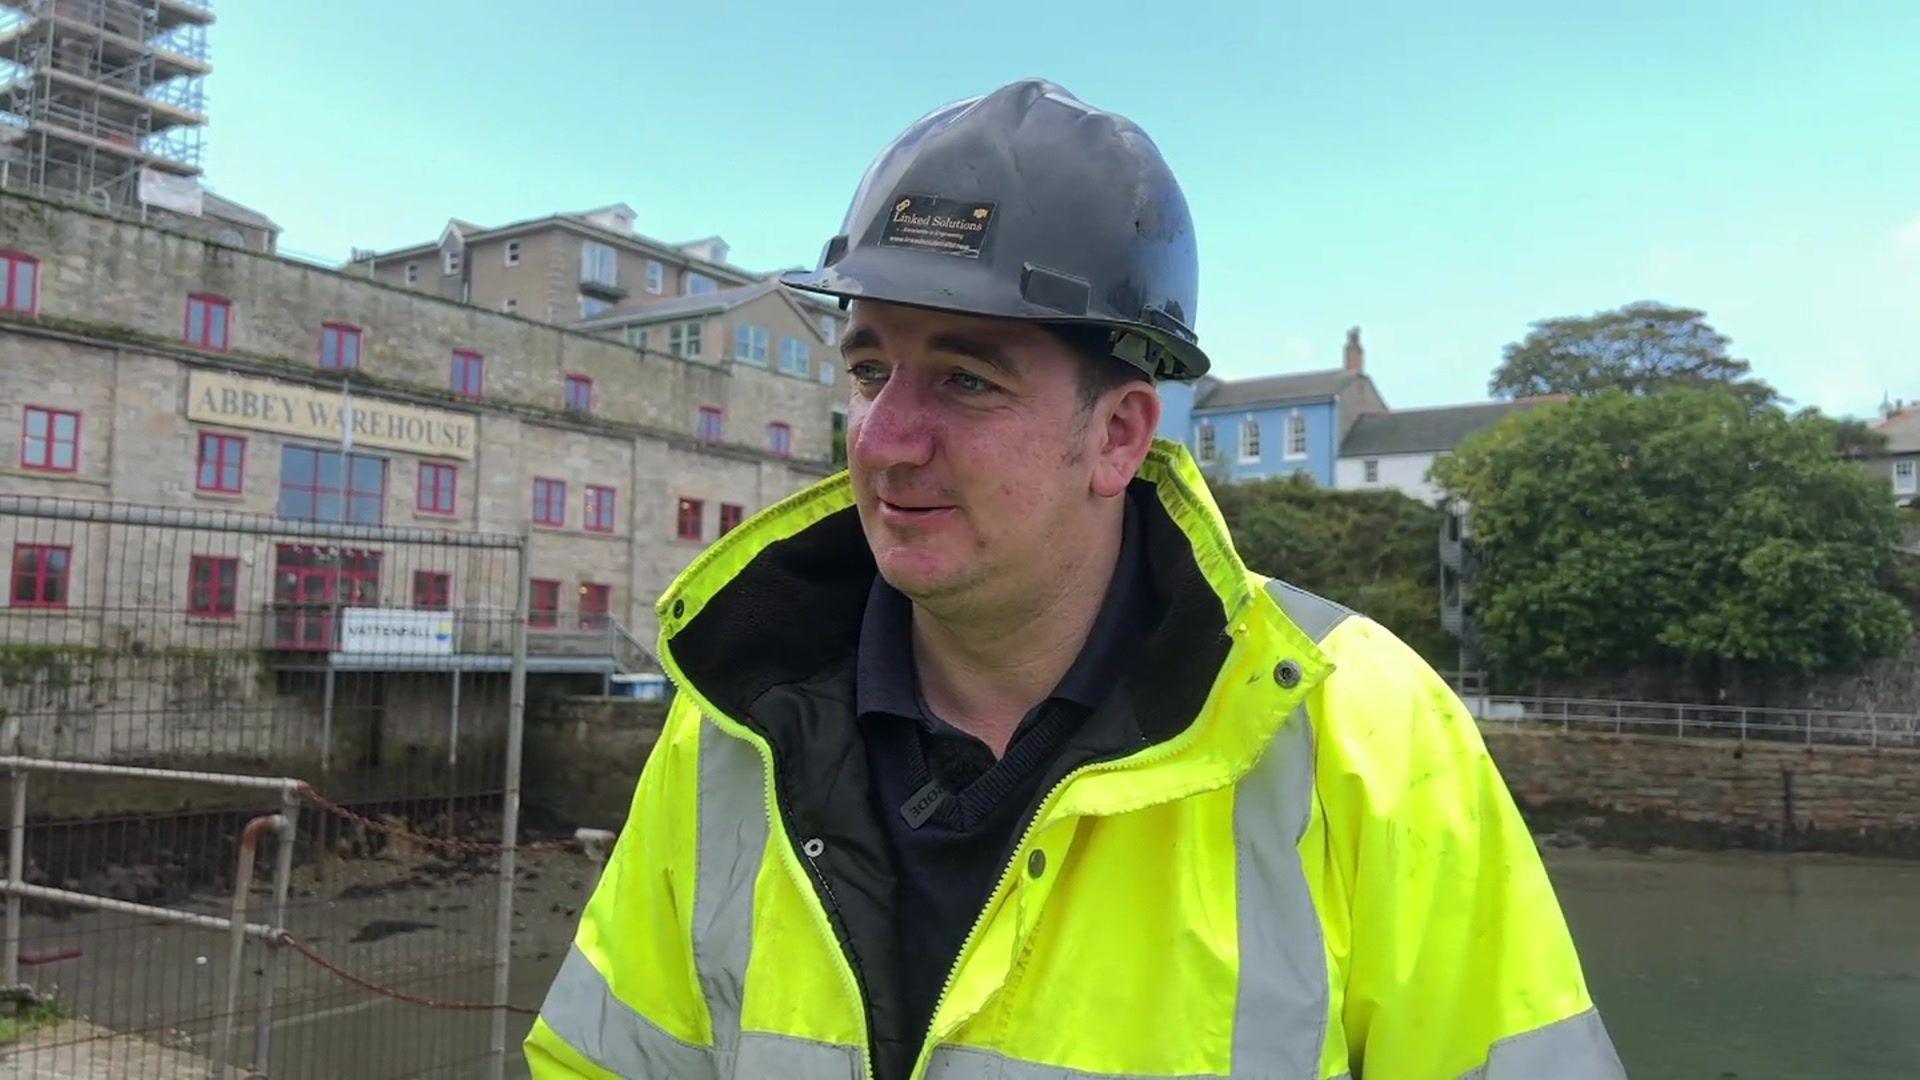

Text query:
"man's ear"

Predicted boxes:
[[1091, 383, 1161, 498]]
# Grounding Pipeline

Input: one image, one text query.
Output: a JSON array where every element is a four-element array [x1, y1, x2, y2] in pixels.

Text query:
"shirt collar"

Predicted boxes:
[[855, 491, 1153, 724]]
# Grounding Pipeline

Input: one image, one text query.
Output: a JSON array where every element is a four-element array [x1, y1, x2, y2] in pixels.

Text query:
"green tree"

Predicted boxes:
[[1210, 474, 1452, 666], [1433, 390, 1910, 683], [1490, 301, 1778, 406]]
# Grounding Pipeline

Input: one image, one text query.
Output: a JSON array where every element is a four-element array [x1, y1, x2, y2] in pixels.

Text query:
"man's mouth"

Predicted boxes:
[[877, 498, 956, 523]]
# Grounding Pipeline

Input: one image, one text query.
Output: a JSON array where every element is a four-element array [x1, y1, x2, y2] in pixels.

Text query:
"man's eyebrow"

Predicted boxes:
[[838, 326, 880, 359], [926, 332, 1020, 377]]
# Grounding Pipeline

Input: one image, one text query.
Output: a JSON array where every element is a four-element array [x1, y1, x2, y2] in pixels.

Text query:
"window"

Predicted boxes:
[[319, 322, 362, 370], [578, 582, 610, 629], [1238, 418, 1260, 462], [831, 410, 848, 467], [1196, 423, 1217, 463], [677, 497, 704, 541], [580, 296, 612, 319], [405, 262, 419, 285], [581, 241, 617, 286], [413, 570, 451, 610], [585, 484, 616, 533], [533, 477, 567, 527], [11, 544, 70, 608], [817, 314, 836, 345], [564, 374, 594, 413], [1285, 414, 1308, 459], [697, 406, 723, 443], [779, 336, 810, 376], [645, 260, 664, 294], [819, 359, 836, 386], [272, 545, 381, 649], [1, 251, 38, 314], [184, 293, 231, 350], [669, 321, 702, 358], [443, 247, 462, 276], [503, 297, 518, 314], [1897, 459, 1918, 494], [529, 579, 560, 629], [504, 240, 521, 267], [195, 431, 245, 493], [187, 555, 238, 617], [767, 422, 793, 458], [719, 503, 744, 536], [417, 461, 457, 515], [21, 406, 78, 472], [733, 323, 769, 366], [450, 350, 484, 397], [279, 445, 386, 524], [684, 272, 715, 296], [624, 325, 649, 349], [1363, 459, 1379, 483]]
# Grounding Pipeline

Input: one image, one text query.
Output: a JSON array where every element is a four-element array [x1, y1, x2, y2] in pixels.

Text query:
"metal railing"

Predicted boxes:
[[1468, 694, 1920, 751]]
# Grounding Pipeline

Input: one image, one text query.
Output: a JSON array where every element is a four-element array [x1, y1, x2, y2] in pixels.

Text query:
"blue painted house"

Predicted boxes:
[[1158, 329, 1386, 485]]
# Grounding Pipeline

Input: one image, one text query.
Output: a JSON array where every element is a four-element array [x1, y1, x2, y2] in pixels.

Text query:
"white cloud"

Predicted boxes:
[[1896, 214, 1920, 251]]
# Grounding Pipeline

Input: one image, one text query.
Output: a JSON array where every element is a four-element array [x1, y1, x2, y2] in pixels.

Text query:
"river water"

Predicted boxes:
[[1546, 847, 1920, 1078]]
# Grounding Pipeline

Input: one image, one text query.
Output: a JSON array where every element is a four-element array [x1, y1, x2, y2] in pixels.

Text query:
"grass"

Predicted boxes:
[[0, 999, 68, 1045]]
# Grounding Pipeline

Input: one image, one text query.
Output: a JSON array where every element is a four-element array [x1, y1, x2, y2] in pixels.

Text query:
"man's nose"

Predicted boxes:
[[850, 379, 938, 473]]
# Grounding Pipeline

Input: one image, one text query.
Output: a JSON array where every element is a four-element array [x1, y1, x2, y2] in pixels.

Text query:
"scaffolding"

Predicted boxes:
[[0, 0, 212, 211]]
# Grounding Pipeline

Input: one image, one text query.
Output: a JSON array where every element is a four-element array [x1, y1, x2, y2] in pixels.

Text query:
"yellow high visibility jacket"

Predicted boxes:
[[526, 441, 1625, 1079]]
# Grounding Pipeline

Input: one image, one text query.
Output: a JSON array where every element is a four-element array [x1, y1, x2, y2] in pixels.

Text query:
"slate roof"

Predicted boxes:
[[576, 281, 774, 327], [201, 191, 279, 233], [1193, 368, 1363, 411], [1339, 399, 1559, 457]]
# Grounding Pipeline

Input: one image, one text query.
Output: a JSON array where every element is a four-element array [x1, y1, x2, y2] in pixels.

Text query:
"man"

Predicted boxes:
[[527, 79, 1624, 1079]]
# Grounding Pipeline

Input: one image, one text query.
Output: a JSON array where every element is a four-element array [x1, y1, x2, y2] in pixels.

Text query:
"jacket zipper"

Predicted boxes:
[[906, 683, 1239, 1080]]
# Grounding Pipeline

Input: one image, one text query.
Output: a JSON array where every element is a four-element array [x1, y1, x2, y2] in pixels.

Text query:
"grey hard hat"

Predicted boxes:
[[780, 79, 1209, 380]]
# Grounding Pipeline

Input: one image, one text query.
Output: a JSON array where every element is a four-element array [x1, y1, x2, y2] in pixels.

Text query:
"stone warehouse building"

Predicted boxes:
[[0, 189, 841, 776]]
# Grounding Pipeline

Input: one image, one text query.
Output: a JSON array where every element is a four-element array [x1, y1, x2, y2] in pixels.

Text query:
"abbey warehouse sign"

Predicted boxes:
[[186, 370, 476, 460]]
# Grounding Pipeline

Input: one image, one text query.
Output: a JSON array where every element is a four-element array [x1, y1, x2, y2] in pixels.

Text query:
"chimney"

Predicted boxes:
[[1343, 327, 1364, 374]]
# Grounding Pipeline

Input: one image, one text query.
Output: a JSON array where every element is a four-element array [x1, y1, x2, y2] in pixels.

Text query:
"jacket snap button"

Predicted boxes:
[[1274, 660, 1302, 688], [802, 837, 825, 858], [1027, 849, 1046, 879]]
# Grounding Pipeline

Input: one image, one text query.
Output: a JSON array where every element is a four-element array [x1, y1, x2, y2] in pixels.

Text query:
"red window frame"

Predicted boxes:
[[529, 578, 560, 629], [676, 497, 704, 541], [585, 484, 616, 533], [697, 405, 724, 443], [271, 544, 381, 650], [0, 251, 39, 315], [578, 582, 610, 629], [564, 374, 594, 413], [320, 322, 363, 370], [719, 503, 745, 536], [533, 477, 567, 527], [195, 431, 245, 494], [767, 422, 793, 458], [417, 461, 457, 516], [451, 349, 485, 397], [20, 406, 79, 473], [10, 544, 70, 608], [187, 555, 238, 617], [412, 570, 451, 611], [278, 446, 386, 525], [184, 293, 232, 351]]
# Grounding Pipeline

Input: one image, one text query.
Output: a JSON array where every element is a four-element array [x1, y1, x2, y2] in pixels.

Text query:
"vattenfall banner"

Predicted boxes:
[[186, 369, 478, 461]]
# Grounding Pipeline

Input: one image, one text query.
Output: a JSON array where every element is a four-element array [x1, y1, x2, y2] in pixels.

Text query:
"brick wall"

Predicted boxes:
[[1484, 726, 1920, 854]]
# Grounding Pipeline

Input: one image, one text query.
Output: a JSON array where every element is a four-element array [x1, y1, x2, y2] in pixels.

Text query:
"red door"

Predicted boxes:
[[273, 545, 382, 649]]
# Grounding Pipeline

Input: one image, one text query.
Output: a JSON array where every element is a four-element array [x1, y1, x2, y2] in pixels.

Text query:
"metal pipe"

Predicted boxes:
[[253, 793, 299, 1072], [0, 494, 522, 549], [320, 663, 336, 774], [214, 814, 282, 1077], [4, 772, 23, 988], [0, 757, 302, 791], [0, 880, 279, 937], [489, 533, 532, 1079]]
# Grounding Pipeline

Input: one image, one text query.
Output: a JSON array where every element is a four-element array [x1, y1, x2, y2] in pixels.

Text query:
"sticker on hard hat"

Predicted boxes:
[[878, 194, 996, 259]]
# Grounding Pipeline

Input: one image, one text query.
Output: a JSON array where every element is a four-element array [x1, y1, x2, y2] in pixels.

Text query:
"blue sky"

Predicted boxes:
[[208, 2, 1917, 416]]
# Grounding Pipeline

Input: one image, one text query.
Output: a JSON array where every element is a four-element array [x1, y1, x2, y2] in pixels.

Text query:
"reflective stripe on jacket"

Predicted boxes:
[[525, 440, 1626, 1080]]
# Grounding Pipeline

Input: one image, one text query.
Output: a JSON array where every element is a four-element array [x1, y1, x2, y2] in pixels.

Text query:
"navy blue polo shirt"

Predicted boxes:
[[855, 491, 1158, 1049]]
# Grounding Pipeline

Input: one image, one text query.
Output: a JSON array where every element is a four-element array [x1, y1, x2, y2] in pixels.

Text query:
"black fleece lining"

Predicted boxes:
[[667, 478, 1234, 1080]]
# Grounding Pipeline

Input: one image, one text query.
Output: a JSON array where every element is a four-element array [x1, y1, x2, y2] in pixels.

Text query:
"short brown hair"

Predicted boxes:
[[1043, 323, 1148, 410]]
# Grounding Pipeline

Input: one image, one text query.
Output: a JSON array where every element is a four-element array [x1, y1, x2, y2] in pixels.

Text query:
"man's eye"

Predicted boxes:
[[949, 371, 994, 394], [847, 362, 886, 385]]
